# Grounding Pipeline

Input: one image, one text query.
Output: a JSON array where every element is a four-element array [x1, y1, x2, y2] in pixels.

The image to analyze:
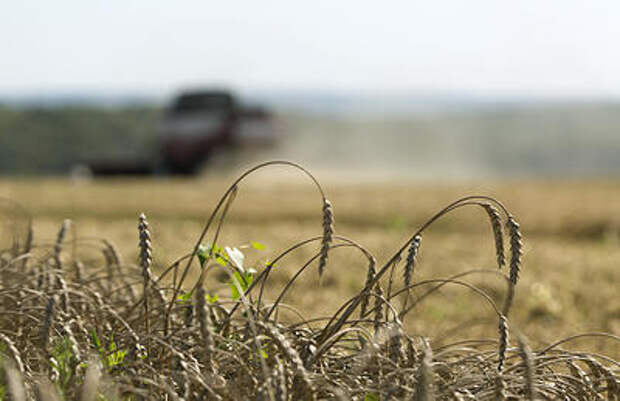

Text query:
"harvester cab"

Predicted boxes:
[[158, 90, 278, 174], [158, 90, 237, 174]]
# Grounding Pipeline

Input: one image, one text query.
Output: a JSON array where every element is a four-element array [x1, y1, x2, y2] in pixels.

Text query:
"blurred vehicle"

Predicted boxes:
[[159, 90, 278, 174], [89, 89, 278, 175]]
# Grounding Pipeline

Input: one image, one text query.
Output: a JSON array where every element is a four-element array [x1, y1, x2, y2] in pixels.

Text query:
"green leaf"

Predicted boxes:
[[90, 329, 103, 355], [198, 243, 226, 267], [259, 348, 268, 359], [251, 241, 266, 250], [364, 393, 380, 401], [211, 244, 224, 256], [177, 292, 192, 304], [108, 334, 117, 352], [205, 293, 219, 303], [228, 271, 253, 301], [215, 255, 228, 267], [107, 349, 127, 368]]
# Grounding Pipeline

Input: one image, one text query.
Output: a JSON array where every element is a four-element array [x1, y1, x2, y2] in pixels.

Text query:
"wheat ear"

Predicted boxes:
[[317, 198, 334, 278], [260, 322, 315, 401], [274, 356, 288, 401], [387, 324, 404, 365], [506, 215, 523, 285], [195, 286, 216, 373], [583, 356, 618, 400], [62, 323, 81, 362], [413, 339, 435, 401], [21, 223, 33, 271], [497, 315, 509, 372], [0, 333, 25, 373], [57, 273, 70, 313], [40, 295, 57, 351], [480, 203, 505, 269], [138, 213, 152, 341], [54, 219, 71, 270], [517, 335, 537, 401], [359, 255, 376, 320], [404, 234, 422, 287]]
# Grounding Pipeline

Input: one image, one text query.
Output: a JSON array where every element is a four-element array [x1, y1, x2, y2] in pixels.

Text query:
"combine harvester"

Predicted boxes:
[[88, 90, 278, 175]]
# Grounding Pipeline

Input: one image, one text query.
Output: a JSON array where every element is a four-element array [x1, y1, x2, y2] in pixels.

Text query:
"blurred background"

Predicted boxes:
[[1, 1, 619, 179], [1, 1, 619, 352]]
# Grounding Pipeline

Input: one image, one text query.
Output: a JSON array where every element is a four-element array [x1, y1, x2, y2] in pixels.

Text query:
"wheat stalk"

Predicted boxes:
[[35, 379, 63, 401], [493, 373, 507, 401], [373, 283, 384, 335], [79, 356, 102, 401]]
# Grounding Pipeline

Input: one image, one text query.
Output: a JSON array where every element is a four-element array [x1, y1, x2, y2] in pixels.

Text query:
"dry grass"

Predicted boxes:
[[0, 163, 618, 399]]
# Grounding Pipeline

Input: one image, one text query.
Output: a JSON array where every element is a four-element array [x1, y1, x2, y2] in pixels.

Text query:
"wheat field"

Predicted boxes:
[[0, 163, 618, 399]]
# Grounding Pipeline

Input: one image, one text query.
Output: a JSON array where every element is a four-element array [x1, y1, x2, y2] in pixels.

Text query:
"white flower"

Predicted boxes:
[[225, 246, 245, 271]]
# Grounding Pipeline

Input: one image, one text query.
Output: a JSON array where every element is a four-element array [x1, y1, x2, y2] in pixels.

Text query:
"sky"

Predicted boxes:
[[2, 1, 620, 98]]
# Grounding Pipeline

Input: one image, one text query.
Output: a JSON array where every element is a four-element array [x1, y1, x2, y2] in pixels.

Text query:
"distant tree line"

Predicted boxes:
[[2, 103, 620, 177], [0, 106, 161, 174]]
